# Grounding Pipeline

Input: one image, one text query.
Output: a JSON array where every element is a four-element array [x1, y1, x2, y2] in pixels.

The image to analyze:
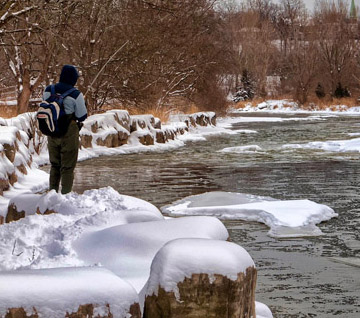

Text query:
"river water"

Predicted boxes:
[[71, 112, 359, 317]]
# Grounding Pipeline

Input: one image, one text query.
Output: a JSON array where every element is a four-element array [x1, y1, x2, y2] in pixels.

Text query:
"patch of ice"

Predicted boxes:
[[220, 145, 262, 153], [162, 191, 337, 238], [235, 129, 258, 134]]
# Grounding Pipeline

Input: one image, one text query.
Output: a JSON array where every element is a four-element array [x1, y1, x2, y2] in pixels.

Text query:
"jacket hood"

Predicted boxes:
[[59, 65, 79, 86]]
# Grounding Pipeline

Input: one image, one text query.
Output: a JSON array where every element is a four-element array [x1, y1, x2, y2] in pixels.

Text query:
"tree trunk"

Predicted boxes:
[[17, 84, 32, 114]]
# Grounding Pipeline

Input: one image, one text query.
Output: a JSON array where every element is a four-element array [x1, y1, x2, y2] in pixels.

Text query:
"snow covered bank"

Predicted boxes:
[[0, 110, 218, 218], [233, 99, 360, 113], [0, 267, 140, 318], [74, 216, 229, 292], [0, 124, 48, 220], [0, 187, 163, 271], [0, 187, 264, 317], [0, 187, 229, 292], [162, 191, 337, 238]]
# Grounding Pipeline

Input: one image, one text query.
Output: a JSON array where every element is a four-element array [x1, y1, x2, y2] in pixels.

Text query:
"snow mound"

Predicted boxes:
[[74, 216, 229, 291], [0, 187, 163, 271], [0, 267, 139, 318], [144, 238, 254, 298], [161, 191, 337, 238], [220, 145, 263, 153]]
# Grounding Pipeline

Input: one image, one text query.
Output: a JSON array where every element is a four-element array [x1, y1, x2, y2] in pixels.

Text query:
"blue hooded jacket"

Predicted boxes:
[[43, 65, 87, 122]]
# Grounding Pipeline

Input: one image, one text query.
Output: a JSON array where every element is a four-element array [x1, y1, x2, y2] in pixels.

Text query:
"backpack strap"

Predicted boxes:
[[61, 87, 77, 99], [50, 84, 56, 96]]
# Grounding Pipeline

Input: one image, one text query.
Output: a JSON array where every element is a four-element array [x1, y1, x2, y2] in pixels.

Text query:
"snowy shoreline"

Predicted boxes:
[[0, 110, 220, 217], [1, 105, 352, 317]]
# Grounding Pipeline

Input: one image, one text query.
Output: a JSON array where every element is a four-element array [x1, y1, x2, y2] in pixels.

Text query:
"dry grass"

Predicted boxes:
[[233, 97, 267, 109], [233, 94, 359, 112], [129, 107, 171, 123], [0, 105, 17, 118], [303, 96, 359, 111]]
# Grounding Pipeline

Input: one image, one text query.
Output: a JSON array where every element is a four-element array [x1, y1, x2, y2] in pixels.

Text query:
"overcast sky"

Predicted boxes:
[[273, 0, 359, 12]]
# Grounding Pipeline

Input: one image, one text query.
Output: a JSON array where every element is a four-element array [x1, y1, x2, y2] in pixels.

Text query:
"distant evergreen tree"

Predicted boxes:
[[334, 82, 351, 98], [315, 83, 325, 98], [233, 70, 255, 102]]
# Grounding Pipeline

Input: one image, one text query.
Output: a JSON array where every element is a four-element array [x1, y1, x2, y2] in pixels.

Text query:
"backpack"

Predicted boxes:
[[36, 85, 76, 137]]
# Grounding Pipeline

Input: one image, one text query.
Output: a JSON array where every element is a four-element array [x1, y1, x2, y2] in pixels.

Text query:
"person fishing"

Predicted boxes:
[[42, 65, 87, 194]]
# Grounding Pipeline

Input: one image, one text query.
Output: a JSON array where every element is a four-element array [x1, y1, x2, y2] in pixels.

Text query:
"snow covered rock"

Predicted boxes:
[[80, 111, 131, 149], [162, 191, 338, 238], [129, 115, 162, 145], [164, 128, 176, 140], [130, 115, 157, 132], [155, 130, 166, 143], [74, 216, 229, 292], [143, 238, 256, 318], [182, 112, 216, 128], [0, 267, 141, 318], [0, 126, 33, 195], [5, 193, 57, 223]]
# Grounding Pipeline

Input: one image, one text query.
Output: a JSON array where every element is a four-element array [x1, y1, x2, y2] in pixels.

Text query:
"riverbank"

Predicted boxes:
[[1, 108, 359, 317], [0, 110, 269, 318], [0, 110, 220, 218]]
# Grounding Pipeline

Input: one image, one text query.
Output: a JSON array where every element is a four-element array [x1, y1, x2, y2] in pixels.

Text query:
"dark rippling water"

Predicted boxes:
[[68, 112, 360, 317]]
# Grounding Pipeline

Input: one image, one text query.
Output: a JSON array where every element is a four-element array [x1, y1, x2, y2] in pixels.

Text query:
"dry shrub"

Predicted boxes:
[[234, 97, 267, 109], [304, 96, 358, 111]]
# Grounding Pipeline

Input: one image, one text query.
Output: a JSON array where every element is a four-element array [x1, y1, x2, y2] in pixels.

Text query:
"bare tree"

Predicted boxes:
[[0, 0, 76, 113], [314, 0, 358, 97]]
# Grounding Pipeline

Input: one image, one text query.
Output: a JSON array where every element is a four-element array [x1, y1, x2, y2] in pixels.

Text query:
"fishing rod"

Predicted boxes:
[[84, 40, 129, 98]]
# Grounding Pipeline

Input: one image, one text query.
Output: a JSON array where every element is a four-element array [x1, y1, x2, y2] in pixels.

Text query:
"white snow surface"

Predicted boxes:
[[283, 137, 360, 153], [232, 99, 360, 114], [162, 191, 337, 238], [143, 238, 254, 300], [0, 267, 139, 318], [220, 145, 263, 153], [74, 216, 229, 292], [0, 187, 163, 271], [0, 126, 18, 145], [256, 301, 273, 318]]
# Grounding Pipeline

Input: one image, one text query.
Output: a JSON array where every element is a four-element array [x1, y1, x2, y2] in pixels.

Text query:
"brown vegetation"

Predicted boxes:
[[1, 0, 360, 115]]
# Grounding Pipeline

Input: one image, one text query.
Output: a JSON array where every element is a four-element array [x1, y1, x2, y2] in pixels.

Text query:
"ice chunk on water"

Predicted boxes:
[[162, 191, 338, 238], [220, 145, 263, 153]]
